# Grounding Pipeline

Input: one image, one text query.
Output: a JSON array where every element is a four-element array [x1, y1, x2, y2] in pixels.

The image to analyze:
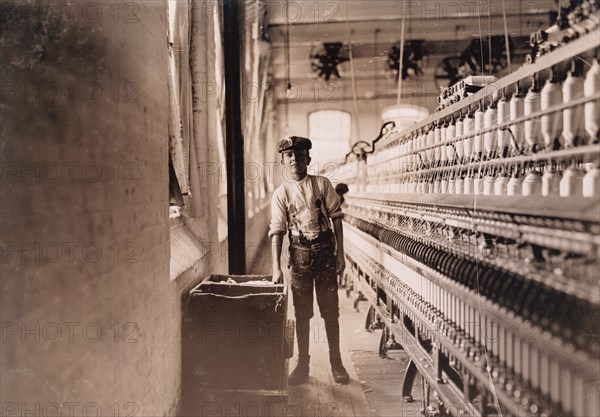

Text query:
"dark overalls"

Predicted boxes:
[[287, 207, 341, 363], [288, 230, 339, 321]]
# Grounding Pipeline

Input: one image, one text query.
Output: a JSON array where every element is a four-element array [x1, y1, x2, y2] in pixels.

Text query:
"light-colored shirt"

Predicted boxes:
[[269, 175, 344, 239]]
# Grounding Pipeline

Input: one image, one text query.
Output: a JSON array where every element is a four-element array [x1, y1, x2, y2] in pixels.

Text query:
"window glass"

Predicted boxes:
[[308, 110, 352, 172]]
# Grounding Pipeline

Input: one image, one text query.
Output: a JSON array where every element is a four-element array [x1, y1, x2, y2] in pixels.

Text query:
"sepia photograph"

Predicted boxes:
[[1, 0, 599, 416]]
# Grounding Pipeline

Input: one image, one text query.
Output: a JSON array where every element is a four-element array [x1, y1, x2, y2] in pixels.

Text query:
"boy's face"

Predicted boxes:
[[281, 150, 309, 176]]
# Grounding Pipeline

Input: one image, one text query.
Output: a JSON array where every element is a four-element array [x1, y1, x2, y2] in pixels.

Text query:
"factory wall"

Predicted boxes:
[[0, 2, 223, 415]]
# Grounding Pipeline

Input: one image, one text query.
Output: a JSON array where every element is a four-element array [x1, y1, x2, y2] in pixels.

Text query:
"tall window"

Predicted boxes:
[[308, 110, 352, 172]]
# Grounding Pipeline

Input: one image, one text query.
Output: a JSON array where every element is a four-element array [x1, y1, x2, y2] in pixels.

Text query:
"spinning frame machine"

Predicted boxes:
[[335, 7, 600, 417]]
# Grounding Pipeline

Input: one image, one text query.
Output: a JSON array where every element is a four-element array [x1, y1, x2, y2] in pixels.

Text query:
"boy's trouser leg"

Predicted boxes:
[[289, 286, 313, 385], [288, 247, 315, 385], [323, 317, 349, 384], [313, 247, 349, 384], [289, 247, 315, 357], [324, 318, 342, 361], [295, 318, 310, 360], [313, 250, 341, 361]]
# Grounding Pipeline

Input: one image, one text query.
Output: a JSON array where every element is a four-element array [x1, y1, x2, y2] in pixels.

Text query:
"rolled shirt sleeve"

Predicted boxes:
[[322, 176, 344, 220], [268, 186, 287, 238]]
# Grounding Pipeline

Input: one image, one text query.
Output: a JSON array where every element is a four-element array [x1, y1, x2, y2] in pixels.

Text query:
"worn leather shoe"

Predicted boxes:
[[288, 356, 310, 385], [331, 361, 350, 384]]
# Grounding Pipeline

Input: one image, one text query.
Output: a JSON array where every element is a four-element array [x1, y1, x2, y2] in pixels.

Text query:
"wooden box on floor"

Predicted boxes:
[[181, 275, 293, 416]]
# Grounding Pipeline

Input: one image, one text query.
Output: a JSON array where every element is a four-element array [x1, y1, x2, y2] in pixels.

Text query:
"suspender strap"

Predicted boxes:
[[283, 183, 293, 241], [309, 175, 321, 201], [309, 175, 330, 229], [310, 175, 338, 253]]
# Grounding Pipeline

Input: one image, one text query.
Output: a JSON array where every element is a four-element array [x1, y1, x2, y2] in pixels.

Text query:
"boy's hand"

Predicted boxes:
[[336, 253, 346, 275], [272, 267, 284, 284]]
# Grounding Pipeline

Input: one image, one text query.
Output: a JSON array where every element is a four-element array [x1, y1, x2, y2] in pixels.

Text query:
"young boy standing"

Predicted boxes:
[[269, 136, 350, 385]]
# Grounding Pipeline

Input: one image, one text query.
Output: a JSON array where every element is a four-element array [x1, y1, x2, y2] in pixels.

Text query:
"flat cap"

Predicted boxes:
[[276, 136, 312, 153]]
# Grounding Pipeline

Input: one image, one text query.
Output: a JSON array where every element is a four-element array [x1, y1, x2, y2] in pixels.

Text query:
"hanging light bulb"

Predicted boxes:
[[286, 82, 294, 99]]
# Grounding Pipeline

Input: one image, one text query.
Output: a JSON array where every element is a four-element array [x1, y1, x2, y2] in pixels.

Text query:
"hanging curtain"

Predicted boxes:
[[167, 0, 193, 197]]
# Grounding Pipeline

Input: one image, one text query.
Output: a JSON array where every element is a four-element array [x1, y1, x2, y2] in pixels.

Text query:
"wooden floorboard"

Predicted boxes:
[[281, 289, 412, 417]]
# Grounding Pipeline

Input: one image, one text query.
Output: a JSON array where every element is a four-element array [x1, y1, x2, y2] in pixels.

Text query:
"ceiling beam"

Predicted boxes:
[[268, 10, 549, 28], [274, 91, 440, 105], [264, 0, 555, 26]]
